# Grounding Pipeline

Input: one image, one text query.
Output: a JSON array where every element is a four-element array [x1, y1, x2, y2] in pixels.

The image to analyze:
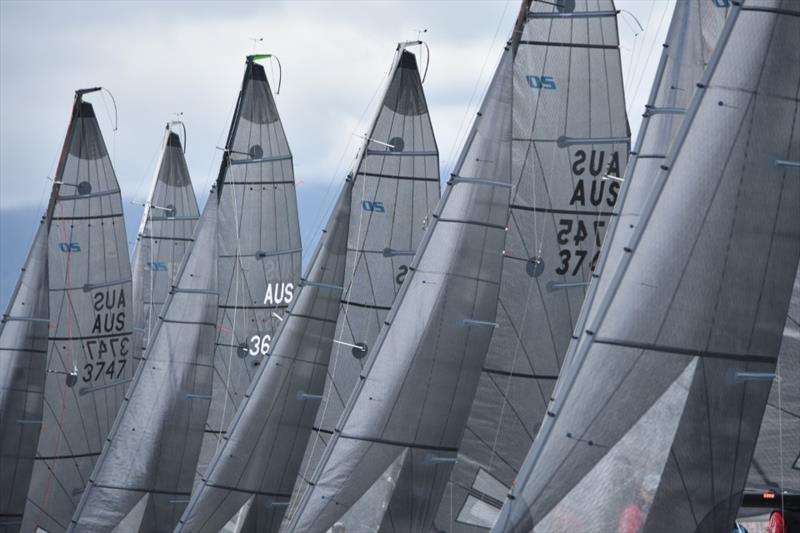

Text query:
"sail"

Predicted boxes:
[[21, 92, 134, 532], [68, 195, 218, 532], [294, 45, 440, 520], [199, 56, 303, 478], [178, 46, 439, 533], [176, 184, 351, 533], [430, 1, 629, 530], [492, 1, 800, 531], [282, 23, 518, 533], [131, 127, 200, 363], [0, 222, 49, 533], [745, 264, 800, 508]]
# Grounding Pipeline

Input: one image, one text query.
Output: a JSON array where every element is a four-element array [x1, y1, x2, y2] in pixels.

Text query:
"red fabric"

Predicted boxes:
[[768, 511, 785, 533], [618, 504, 643, 533]]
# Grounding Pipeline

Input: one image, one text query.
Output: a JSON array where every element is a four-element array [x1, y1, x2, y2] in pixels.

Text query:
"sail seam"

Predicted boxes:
[[357, 171, 439, 182], [518, 40, 618, 50], [339, 299, 392, 311], [51, 213, 123, 221], [339, 433, 459, 453], [593, 337, 777, 364], [510, 204, 617, 217]]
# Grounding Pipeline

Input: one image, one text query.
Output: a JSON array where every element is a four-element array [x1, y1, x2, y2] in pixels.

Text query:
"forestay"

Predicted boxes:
[[281, 29, 516, 533], [130, 127, 200, 364], [22, 92, 134, 533], [199, 56, 302, 479], [431, 0, 629, 529], [68, 195, 218, 533], [292, 46, 440, 526], [0, 223, 49, 533], [492, 2, 800, 531]]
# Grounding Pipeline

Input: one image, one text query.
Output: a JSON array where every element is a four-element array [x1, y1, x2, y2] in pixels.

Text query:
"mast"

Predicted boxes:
[[492, 1, 800, 530], [0, 222, 49, 533], [177, 45, 440, 533], [130, 125, 200, 367], [431, 0, 630, 528], [21, 90, 135, 532], [198, 55, 303, 481], [67, 140, 215, 533], [281, 20, 518, 533]]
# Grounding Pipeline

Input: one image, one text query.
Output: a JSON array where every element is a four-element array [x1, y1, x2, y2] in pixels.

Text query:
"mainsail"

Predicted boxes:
[[177, 46, 440, 533], [131, 126, 200, 363], [282, 21, 518, 533], [22, 90, 134, 532], [199, 55, 303, 477], [492, 1, 800, 531], [0, 223, 49, 533], [68, 196, 218, 532], [292, 45, 440, 526], [430, 0, 629, 529]]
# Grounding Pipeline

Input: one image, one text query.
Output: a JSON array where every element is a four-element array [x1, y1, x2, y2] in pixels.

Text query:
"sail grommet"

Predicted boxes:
[[66, 371, 78, 388], [77, 181, 92, 195], [249, 144, 264, 159], [352, 342, 368, 359], [526, 257, 544, 277], [389, 137, 405, 153]]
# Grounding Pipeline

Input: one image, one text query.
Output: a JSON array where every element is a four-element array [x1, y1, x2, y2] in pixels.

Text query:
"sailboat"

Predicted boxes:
[[281, 13, 518, 531], [0, 222, 49, 533], [492, 0, 800, 530], [177, 44, 440, 533], [21, 89, 134, 533], [130, 124, 200, 364], [197, 54, 303, 481], [430, 0, 629, 529], [67, 129, 215, 532]]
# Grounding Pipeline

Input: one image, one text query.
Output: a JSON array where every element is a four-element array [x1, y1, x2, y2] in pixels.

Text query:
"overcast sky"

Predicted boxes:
[[0, 0, 675, 305]]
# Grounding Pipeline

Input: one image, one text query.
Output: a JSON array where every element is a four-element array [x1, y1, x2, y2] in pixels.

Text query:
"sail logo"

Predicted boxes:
[[145, 261, 168, 272], [362, 200, 385, 213], [527, 75, 557, 90], [58, 242, 81, 252], [263, 282, 294, 305]]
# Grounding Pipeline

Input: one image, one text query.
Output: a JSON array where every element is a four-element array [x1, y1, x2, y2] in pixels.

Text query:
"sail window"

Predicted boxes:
[[249, 144, 264, 159], [77, 181, 92, 195], [456, 495, 500, 529], [237, 342, 248, 358], [526, 257, 544, 277], [66, 371, 78, 388], [389, 137, 405, 152], [557, 0, 576, 13], [472, 468, 508, 502]]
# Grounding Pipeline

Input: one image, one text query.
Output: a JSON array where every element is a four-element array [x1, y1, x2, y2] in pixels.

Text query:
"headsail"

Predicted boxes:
[[22, 91, 134, 532], [292, 45, 440, 525], [492, 1, 800, 531], [199, 55, 303, 478], [0, 222, 49, 533], [281, 20, 518, 533], [131, 126, 200, 364], [430, 0, 629, 529], [178, 46, 439, 533], [68, 195, 218, 532]]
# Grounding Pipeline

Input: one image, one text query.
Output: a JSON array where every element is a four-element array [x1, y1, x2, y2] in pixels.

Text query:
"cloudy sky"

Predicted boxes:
[[0, 0, 676, 305]]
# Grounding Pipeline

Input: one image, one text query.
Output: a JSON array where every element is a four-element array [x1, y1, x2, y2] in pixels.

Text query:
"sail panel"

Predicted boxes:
[[0, 223, 49, 533], [131, 129, 200, 363], [68, 196, 218, 533], [282, 44, 515, 533], [200, 57, 302, 481], [492, 2, 800, 530], [176, 185, 352, 533]]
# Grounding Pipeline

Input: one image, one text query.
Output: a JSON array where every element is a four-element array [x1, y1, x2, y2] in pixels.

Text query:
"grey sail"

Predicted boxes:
[[22, 91, 134, 533], [177, 46, 439, 533], [68, 195, 218, 533], [199, 56, 302, 479], [744, 264, 800, 510], [293, 45, 440, 523], [131, 126, 200, 364], [0, 222, 49, 533], [430, 1, 630, 530], [282, 20, 519, 533], [176, 184, 351, 533], [492, 1, 800, 531]]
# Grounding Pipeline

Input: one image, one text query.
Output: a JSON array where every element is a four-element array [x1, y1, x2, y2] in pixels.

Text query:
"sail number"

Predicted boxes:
[[555, 219, 605, 276], [249, 334, 271, 356], [527, 75, 557, 90], [82, 288, 129, 384]]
